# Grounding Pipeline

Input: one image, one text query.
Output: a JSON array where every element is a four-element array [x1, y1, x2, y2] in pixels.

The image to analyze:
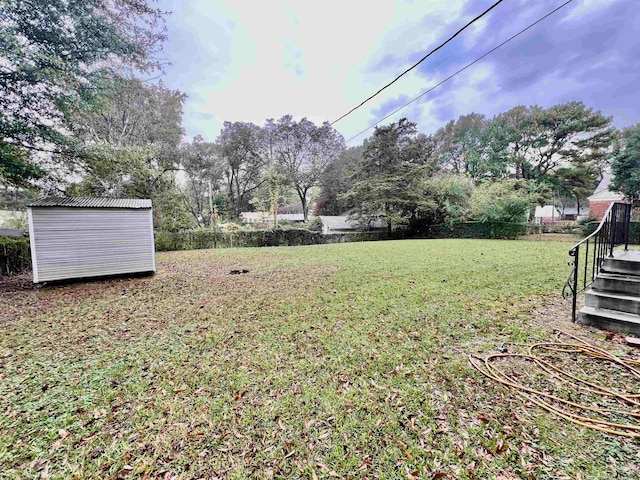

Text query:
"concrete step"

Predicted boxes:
[[602, 252, 640, 276], [593, 273, 640, 296], [578, 306, 640, 336], [585, 289, 640, 315]]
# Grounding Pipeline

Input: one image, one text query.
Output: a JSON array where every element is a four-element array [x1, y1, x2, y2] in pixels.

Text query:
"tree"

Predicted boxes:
[[570, 127, 618, 182], [611, 124, 640, 201], [0, 0, 168, 187], [534, 102, 612, 178], [551, 154, 598, 214], [272, 116, 345, 221], [470, 179, 539, 223], [316, 145, 364, 215], [342, 118, 439, 231], [69, 144, 159, 197], [488, 105, 544, 180], [181, 136, 224, 227], [432, 113, 496, 180], [217, 121, 266, 219], [74, 78, 185, 149], [68, 78, 191, 231], [250, 166, 288, 226], [488, 102, 613, 181], [68, 144, 192, 231], [422, 175, 474, 226], [72, 77, 186, 177]]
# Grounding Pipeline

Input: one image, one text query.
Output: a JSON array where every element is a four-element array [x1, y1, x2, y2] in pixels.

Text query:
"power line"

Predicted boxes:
[[345, 0, 575, 144], [331, 0, 505, 126]]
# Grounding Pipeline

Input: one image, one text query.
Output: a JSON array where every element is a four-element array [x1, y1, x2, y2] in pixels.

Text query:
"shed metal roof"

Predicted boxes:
[[29, 197, 152, 209]]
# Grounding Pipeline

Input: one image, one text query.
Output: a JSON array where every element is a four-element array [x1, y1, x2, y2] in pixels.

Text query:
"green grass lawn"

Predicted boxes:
[[0, 239, 636, 479]]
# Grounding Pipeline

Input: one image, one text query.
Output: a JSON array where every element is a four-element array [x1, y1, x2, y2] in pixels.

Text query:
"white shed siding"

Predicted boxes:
[[29, 207, 155, 282]]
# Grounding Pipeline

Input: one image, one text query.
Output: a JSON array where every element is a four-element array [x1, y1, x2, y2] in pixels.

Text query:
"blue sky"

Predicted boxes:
[[156, 0, 639, 145]]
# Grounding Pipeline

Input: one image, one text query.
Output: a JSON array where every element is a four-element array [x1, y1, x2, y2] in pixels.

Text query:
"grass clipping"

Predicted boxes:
[[470, 329, 640, 439]]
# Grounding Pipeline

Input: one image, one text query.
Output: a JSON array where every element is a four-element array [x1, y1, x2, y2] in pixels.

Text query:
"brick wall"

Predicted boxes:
[[589, 200, 633, 220], [589, 200, 614, 220]]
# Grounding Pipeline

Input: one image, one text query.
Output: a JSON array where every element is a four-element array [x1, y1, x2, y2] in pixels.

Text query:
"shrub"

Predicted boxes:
[[579, 222, 599, 236], [154, 228, 396, 252], [470, 179, 534, 224], [424, 222, 527, 240], [578, 216, 596, 225], [305, 217, 323, 232], [528, 224, 583, 235], [630, 222, 640, 245], [0, 236, 31, 276]]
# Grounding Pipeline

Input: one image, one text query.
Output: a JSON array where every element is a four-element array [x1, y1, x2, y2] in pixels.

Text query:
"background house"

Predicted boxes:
[[533, 205, 561, 224], [588, 174, 625, 220], [561, 206, 590, 221], [241, 212, 307, 224], [318, 216, 358, 234], [318, 216, 386, 235]]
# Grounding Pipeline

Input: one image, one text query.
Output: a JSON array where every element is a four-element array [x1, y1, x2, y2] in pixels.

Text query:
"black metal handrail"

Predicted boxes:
[[562, 201, 632, 321]]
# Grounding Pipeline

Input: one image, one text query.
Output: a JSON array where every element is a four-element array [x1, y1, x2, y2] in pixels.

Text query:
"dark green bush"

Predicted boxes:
[[578, 221, 640, 244], [579, 222, 598, 236], [424, 222, 527, 240], [578, 216, 596, 225], [630, 222, 640, 244], [0, 236, 31, 276], [154, 228, 393, 252]]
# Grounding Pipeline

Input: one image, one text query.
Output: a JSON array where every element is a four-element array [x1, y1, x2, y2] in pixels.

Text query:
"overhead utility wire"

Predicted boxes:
[[345, 0, 575, 144], [330, 0, 506, 126]]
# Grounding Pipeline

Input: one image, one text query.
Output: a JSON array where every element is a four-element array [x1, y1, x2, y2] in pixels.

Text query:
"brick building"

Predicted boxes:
[[588, 174, 626, 220]]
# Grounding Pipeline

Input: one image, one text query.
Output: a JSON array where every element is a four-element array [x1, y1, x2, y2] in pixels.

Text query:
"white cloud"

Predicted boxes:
[[159, 0, 473, 143], [158, 0, 632, 146], [561, 0, 616, 23]]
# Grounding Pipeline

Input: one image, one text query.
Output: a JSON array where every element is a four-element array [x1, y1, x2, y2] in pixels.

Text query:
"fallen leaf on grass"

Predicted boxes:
[[90, 446, 105, 458], [93, 408, 107, 419]]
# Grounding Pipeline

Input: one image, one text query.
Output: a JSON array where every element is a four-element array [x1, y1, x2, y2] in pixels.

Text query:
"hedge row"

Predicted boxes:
[[0, 230, 394, 275], [9, 220, 631, 276], [527, 224, 583, 235], [0, 237, 31, 276], [155, 222, 542, 252], [580, 221, 640, 244], [422, 222, 528, 240], [154, 228, 393, 251]]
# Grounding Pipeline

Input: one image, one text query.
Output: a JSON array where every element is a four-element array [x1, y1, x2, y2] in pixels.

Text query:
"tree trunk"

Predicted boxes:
[[271, 189, 278, 227], [227, 172, 236, 220], [208, 180, 214, 227], [297, 187, 309, 222], [234, 174, 242, 219]]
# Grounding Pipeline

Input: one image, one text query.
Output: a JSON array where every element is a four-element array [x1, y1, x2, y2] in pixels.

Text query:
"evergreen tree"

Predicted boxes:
[[611, 125, 640, 201], [342, 118, 438, 231]]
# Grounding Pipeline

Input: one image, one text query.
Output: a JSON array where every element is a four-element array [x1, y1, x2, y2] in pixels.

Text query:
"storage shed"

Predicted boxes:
[[28, 197, 155, 283]]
